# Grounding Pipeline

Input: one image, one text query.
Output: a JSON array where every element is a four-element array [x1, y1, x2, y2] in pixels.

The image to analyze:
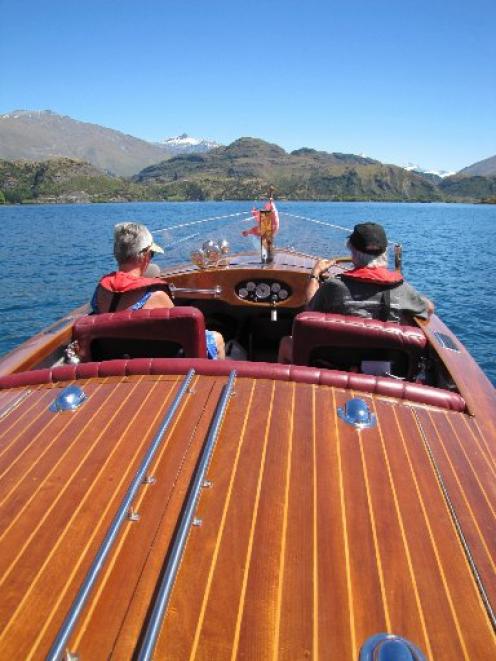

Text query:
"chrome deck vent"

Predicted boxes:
[[337, 397, 376, 430], [360, 633, 427, 660], [433, 331, 460, 352], [49, 385, 87, 412]]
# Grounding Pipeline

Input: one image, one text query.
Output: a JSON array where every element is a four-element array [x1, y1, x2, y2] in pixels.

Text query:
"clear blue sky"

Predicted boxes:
[[1, 0, 494, 171]]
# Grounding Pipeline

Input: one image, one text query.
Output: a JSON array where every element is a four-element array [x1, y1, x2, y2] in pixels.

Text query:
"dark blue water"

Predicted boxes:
[[0, 201, 494, 385]]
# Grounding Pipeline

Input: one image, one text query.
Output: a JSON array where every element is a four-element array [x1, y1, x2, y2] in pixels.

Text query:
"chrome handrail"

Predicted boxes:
[[137, 370, 236, 661], [46, 369, 196, 661], [168, 283, 222, 297]]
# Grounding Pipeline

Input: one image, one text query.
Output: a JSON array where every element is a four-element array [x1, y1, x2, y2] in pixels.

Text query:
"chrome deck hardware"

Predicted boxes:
[[0, 389, 32, 420], [168, 283, 222, 297], [137, 370, 236, 661], [360, 633, 427, 660], [337, 397, 376, 430], [46, 369, 196, 661], [433, 331, 460, 352], [49, 385, 87, 412]]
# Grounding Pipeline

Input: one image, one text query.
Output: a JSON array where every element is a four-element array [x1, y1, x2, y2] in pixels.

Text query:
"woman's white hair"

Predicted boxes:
[[347, 239, 388, 268], [113, 222, 152, 264]]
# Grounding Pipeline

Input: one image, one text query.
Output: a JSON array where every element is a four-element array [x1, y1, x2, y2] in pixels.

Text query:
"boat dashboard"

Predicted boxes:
[[163, 251, 351, 310]]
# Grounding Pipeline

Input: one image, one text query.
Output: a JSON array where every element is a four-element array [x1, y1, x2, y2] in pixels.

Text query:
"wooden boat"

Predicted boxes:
[[0, 205, 495, 660]]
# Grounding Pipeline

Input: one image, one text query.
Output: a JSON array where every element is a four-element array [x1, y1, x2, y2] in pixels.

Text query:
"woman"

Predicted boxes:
[[91, 222, 225, 359]]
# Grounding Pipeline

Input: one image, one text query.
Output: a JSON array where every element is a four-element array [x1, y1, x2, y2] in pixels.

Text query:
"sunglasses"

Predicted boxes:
[[142, 246, 156, 259]]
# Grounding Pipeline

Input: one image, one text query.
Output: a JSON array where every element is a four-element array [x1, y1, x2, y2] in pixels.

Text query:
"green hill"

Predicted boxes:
[[0, 158, 157, 203], [439, 174, 496, 201], [133, 138, 441, 201]]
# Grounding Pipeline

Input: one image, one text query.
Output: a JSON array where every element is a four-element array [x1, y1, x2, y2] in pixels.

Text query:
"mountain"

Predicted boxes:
[[0, 110, 173, 176], [0, 111, 218, 177], [157, 133, 221, 155], [133, 137, 441, 201], [457, 154, 496, 177]]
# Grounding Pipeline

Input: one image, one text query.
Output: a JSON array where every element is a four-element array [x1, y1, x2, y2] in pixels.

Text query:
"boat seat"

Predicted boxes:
[[0, 358, 466, 412], [72, 307, 207, 361], [292, 312, 427, 379]]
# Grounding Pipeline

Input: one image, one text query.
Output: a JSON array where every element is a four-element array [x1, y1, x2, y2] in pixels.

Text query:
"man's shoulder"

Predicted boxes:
[[308, 276, 348, 311], [321, 275, 349, 291]]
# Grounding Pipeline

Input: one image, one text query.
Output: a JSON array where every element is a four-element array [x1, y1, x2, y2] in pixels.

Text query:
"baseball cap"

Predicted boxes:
[[348, 222, 388, 255]]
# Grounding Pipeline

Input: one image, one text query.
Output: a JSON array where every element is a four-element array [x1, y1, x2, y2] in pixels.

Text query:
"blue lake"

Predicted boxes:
[[0, 201, 494, 385]]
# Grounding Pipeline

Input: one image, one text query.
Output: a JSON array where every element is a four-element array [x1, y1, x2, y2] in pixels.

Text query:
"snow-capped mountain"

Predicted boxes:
[[157, 133, 220, 155], [401, 163, 455, 179]]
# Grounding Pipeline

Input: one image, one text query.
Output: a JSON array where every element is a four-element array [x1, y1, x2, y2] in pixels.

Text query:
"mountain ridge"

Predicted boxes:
[[1, 112, 495, 203], [2, 108, 488, 177]]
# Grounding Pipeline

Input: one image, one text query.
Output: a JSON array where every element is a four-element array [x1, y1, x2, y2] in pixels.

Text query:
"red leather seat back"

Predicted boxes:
[[73, 307, 207, 361], [292, 312, 427, 378]]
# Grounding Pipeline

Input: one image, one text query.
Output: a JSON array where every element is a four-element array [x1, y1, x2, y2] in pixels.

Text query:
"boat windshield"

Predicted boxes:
[[152, 207, 398, 271]]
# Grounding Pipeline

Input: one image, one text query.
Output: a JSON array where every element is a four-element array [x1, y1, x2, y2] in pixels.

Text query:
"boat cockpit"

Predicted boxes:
[[0, 205, 476, 414]]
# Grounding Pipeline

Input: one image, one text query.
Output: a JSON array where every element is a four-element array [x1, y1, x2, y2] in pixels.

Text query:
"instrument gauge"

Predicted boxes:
[[255, 283, 271, 300], [271, 282, 281, 293], [246, 281, 256, 291], [238, 288, 249, 299], [278, 289, 289, 300]]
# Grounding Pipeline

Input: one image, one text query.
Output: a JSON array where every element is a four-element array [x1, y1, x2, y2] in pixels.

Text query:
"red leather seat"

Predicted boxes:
[[73, 307, 207, 361], [292, 312, 427, 379]]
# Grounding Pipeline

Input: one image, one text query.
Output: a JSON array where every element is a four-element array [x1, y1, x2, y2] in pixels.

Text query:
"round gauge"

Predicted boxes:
[[255, 282, 271, 300], [238, 288, 249, 299], [278, 289, 289, 300], [271, 282, 281, 293], [246, 281, 256, 291]]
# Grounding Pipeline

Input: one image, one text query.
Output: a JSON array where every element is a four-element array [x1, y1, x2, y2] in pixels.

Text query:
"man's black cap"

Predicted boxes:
[[348, 222, 388, 255]]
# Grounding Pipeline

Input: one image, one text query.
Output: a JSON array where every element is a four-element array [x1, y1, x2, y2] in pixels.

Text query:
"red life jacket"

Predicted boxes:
[[98, 271, 165, 293], [341, 266, 403, 285]]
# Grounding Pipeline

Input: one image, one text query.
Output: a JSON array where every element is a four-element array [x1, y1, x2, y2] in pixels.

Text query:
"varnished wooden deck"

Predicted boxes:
[[0, 374, 494, 659]]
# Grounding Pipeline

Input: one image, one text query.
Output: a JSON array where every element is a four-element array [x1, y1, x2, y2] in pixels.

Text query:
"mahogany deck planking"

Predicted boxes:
[[414, 407, 496, 611], [0, 375, 494, 659]]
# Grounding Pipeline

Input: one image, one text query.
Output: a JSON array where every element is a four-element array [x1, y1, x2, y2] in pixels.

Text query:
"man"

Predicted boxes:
[[306, 222, 434, 320], [278, 222, 433, 362]]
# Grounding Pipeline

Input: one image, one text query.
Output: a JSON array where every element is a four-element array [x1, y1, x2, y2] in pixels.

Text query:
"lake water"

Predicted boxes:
[[0, 201, 494, 385]]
